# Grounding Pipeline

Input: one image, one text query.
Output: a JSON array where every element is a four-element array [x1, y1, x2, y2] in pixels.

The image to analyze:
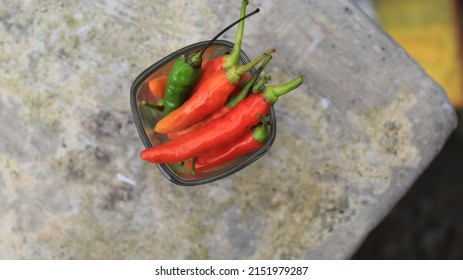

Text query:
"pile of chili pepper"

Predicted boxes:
[[140, 0, 303, 174]]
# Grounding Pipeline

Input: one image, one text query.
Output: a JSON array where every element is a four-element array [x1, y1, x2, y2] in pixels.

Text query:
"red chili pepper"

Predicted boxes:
[[187, 57, 246, 108], [194, 48, 273, 94], [140, 76, 303, 164], [197, 57, 250, 90], [187, 115, 268, 172], [198, 56, 226, 85], [166, 55, 272, 139], [166, 105, 231, 139]]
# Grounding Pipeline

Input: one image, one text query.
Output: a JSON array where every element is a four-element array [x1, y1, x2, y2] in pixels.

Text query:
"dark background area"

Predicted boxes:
[[353, 115, 463, 259]]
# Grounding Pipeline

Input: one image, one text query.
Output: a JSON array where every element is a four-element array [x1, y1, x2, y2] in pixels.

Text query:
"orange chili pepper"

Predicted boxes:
[[148, 76, 168, 98]]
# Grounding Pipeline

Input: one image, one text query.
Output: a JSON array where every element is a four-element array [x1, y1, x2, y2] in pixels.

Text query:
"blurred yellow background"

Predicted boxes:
[[374, 0, 463, 109]]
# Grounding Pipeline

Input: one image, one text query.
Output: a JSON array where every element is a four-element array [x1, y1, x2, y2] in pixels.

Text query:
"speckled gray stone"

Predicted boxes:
[[0, 0, 457, 259]]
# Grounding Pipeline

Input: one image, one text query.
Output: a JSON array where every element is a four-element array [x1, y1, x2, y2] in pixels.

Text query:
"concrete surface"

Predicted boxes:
[[0, 0, 457, 259]]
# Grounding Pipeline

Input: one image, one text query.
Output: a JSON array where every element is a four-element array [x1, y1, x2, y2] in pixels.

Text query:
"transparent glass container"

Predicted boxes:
[[130, 40, 276, 186]]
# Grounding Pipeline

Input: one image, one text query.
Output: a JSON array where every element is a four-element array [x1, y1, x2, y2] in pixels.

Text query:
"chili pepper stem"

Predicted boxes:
[[262, 76, 304, 104], [226, 48, 276, 85], [252, 115, 268, 142], [189, 158, 196, 175], [226, 55, 272, 108], [222, 0, 249, 70], [238, 48, 275, 75], [252, 74, 271, 93], [141, 100, 164, 113], [184, 52, 202, 69]]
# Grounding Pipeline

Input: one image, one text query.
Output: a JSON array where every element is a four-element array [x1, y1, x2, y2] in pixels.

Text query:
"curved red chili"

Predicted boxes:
[[187, 115, 268, 172], [166, 105, 231, 139], [140, 76, 303, 164]]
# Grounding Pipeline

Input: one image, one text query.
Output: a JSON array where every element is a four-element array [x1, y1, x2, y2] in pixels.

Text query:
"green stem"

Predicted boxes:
[[189, 158, 196, 175], [140, 100, 164, 113], [252, 74, 271, 93], [262, 76, 304, 105], [226, 55, 272, 108], [237, 48, 275, 75], [226, 48, 276, 84], [222, 0, 249, 69], [251, 115, 268, 142]]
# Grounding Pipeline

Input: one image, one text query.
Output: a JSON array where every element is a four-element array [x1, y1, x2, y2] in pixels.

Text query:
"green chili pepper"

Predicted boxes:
[[162, 7, 260, 115]]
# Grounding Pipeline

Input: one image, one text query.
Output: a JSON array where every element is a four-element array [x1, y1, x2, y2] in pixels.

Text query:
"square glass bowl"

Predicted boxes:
[[130, 40, 276, 186]]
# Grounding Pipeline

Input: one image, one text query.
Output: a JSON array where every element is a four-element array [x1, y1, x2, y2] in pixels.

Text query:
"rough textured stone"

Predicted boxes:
[[0, 0, 457, 259]]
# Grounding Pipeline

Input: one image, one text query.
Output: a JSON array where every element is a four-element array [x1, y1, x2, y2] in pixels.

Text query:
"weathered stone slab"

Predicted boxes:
[[0, 0, 456, 259]]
